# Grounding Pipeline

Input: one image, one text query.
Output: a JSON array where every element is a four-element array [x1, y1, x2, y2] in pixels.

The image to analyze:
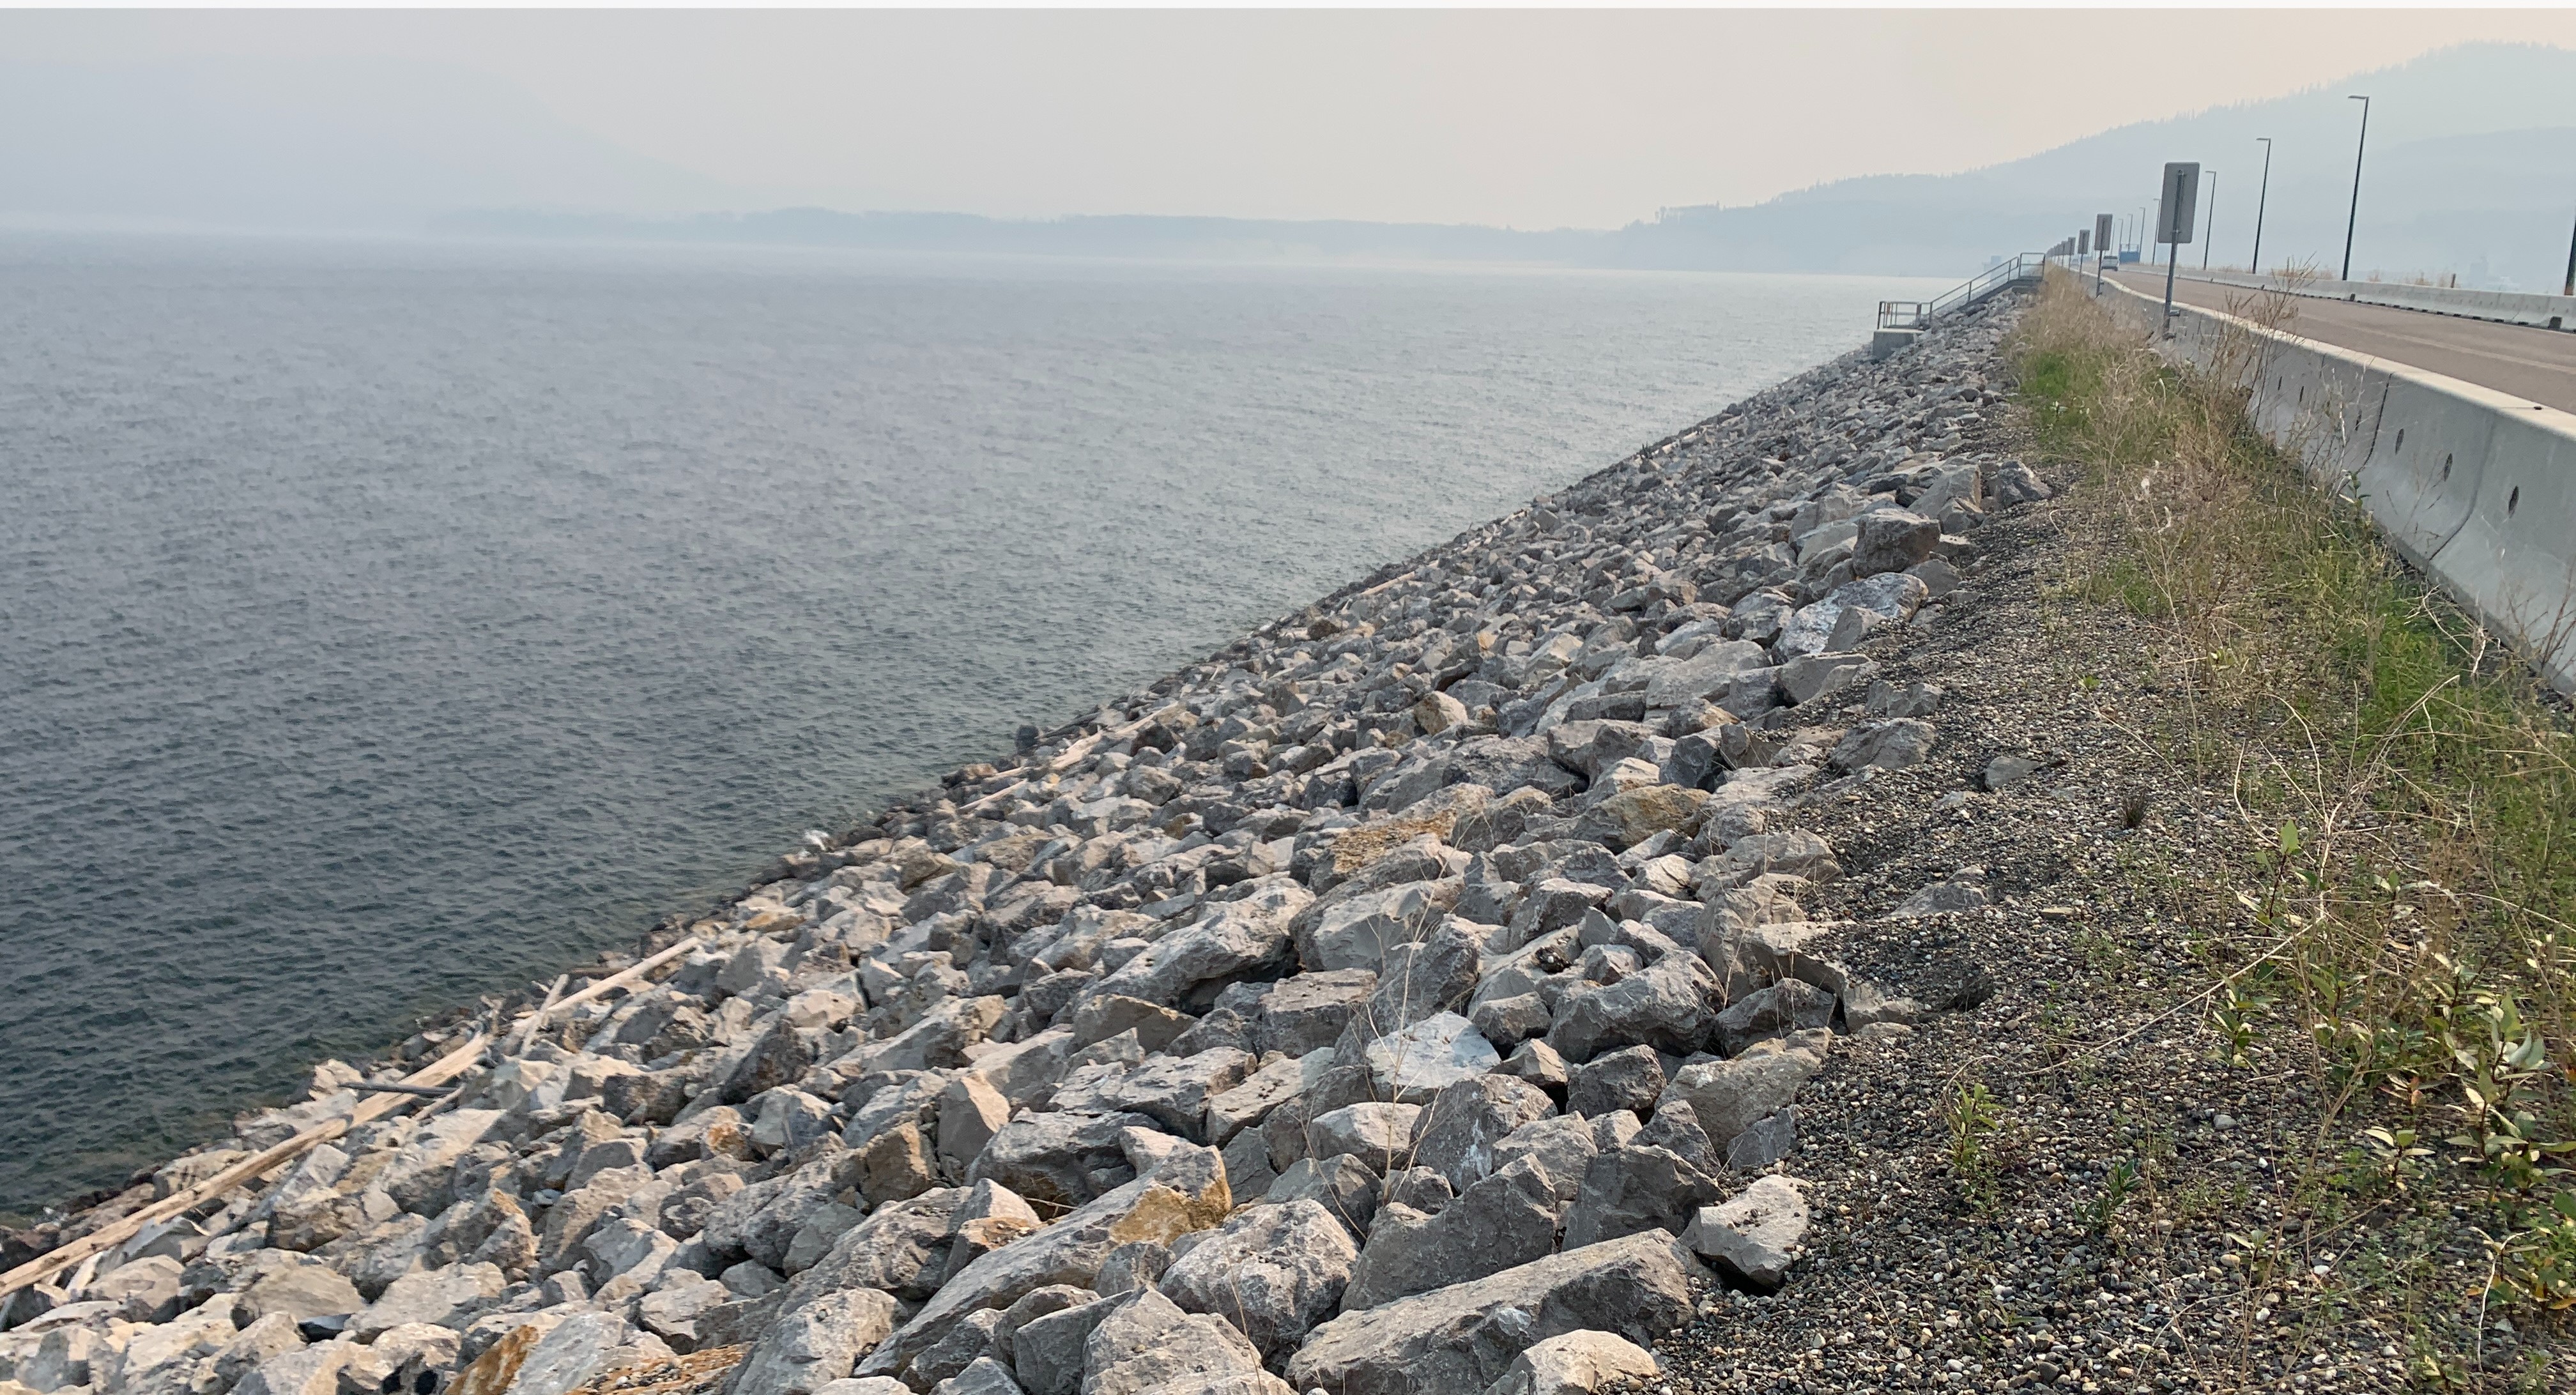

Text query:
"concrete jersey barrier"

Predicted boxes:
[[2092, 275, 2576, 695], [2156, 266, 2576, 333]]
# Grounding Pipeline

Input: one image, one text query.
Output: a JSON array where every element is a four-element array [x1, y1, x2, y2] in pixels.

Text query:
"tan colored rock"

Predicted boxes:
[[1584, 785, 1707, 850], [937, 1076, 1014, 1179], [1411, 691, 1470, 736], [857, 1120, 937, 1206]]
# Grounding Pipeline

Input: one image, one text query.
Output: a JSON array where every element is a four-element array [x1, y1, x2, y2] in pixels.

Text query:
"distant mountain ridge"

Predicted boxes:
[[443, 43, 2576, 285], [9, 42, 2573, 283]]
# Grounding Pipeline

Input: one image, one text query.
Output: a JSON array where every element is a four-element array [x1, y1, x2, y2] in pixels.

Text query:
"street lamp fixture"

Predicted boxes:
[[2202, 169, 2218, 271], [2342, 96, 2370, 282], [2251, 137, 2272, 277], [2563, 194, 2575, 298]]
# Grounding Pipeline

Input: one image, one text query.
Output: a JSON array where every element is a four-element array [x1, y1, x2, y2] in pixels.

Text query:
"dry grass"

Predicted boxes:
[[2009, 269, 2576, 1366]]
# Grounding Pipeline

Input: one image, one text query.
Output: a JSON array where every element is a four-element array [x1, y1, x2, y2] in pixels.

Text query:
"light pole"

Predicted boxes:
[[2563, 196, 2574, 298], [2342, 95, 2370, 282], [2202, 169, 2218, 271], [2251, 137, 2273, 277]]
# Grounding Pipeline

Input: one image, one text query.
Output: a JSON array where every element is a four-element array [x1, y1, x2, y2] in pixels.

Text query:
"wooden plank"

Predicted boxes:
[[528, 936, 700, 1028], [957, 704, 1181, 815], [0, 1030, 490, 1300], [0, 934, 702, 1302], [506, 974, 569, 1056]]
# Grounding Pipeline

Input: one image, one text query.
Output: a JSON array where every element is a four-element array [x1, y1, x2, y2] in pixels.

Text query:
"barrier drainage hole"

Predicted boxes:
[[2442, 454, 2452, 480], [2508, 487, 2520, 515], [2396, 429, 2406, 452]]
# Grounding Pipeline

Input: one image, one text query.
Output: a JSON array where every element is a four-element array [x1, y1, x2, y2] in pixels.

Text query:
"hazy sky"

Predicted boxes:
[[13, 8, 2576, 228]]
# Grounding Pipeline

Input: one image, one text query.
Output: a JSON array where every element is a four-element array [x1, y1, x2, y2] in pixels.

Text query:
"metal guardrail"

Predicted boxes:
[[1877, 253, 2050, 330]]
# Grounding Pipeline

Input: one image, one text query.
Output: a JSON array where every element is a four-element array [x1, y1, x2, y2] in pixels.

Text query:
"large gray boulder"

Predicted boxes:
[[1070, 997, 1193, 1055], [1303, 1102, 1420, 1173], [1354, 919, 1483, 1033], [1710, 980, 1836, 1058], [1641, 643, 1769, 710], [1407, 1074, 1558, 1193], [1480, 1330, 1661, 1395], [349, 1263, 503, 1340], [1848, 510, 1938, 579], [1009, 1299, 1112, 1395], [376, 1109, 504, 1215], [931, 1357, 1025, 1395], [1490, 1115, 1598, 1202], [240, 1260, 364, 1324], [939, 1076, 1016, 1179], [792, 1187, 963, 1303], [1681, 1175, 1811, 1292], [1283, 1231, 1701, 1395], [1545, 954, 1720, 1063], [1203, 1050, 1332, 1145], [1090, 881, 1308, 1009], [1082, 1049, 1255, 1143], [233, 1345, 353, 1395], [1339, 1155, 1564, 1311], [1079, 1288, 1284, 1395], [1563, 1046, 1664, 1120], [1828, 719, 1936, 774], [638, 1276, 729, 1350], [1158, 1200, 1358, 1362], [1264, 1155, 1382, 1241], [1654, 1032, 1828, 1155], [1359, 1014, 1498, 1104], [1299, 881, 1462, 977], [1254, 972, 1377, 1056], [496, 1312, 632, 1395], [1558, 1145, 1721, 1251], [1775, 574, 1929, 659], [733, 1289, 898, 1395], [969, 1111, 1160, 1210], [1443, 736, 1585, 801], [866, 1143, 1232, 1380], [912, 1311, 1009, 1389]]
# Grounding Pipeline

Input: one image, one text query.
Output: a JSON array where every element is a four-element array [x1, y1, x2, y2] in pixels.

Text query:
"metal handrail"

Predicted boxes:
[[1878, 253, 2049, 330]]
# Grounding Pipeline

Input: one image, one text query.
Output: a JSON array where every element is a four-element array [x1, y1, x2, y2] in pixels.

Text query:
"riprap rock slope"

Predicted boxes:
[[1, 293, 2042, 1395]]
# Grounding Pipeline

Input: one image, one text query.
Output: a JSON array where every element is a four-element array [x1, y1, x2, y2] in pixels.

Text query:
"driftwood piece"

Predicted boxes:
[[957, 703, 1182, 814], [514, 936, 701, 1041], [0, 1030, 491, 1300], [507, 974, 569, 1056], [0, 934, 703, 1302], [352, 1081, 452, 1099]]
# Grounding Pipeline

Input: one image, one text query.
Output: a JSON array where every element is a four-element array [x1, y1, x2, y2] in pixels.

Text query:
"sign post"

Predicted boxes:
[[2156, 162, 2200, 337]]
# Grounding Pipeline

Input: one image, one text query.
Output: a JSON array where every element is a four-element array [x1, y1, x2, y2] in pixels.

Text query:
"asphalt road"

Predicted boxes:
[[2105, 266, 2576, 413]]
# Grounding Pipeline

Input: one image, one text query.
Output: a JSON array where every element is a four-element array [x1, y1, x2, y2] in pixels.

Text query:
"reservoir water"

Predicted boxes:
[[0, 233, 1940, 1218]]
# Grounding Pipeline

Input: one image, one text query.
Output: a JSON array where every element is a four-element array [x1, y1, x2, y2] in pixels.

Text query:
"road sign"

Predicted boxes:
[[2156, 163, 2201, 245], [2095, 213, 2114, 252], [2078, 230, 2091, 255]]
